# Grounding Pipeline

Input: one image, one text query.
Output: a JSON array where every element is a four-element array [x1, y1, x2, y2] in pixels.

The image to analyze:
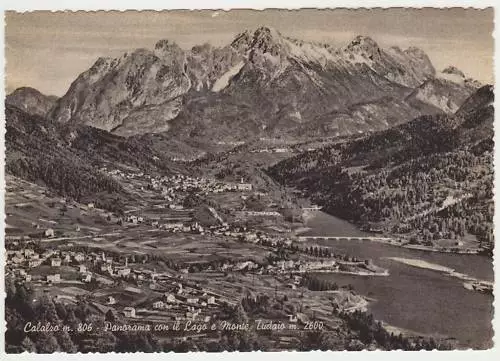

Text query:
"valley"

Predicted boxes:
[[5, 163, 397, 352]]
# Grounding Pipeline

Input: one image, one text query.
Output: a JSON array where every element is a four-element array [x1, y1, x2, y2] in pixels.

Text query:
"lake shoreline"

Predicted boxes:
[[305, 211, 494, 348], [300, 232, 484, 255], [385, 256, 494, 294], [301, 210, 485, 255]]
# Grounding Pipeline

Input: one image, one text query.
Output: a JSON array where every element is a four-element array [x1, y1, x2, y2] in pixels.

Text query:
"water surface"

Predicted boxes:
[[305, 211, 494, 348]]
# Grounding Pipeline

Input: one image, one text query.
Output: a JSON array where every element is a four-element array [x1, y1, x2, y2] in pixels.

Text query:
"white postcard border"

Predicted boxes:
[[0, 1, 498, 361]]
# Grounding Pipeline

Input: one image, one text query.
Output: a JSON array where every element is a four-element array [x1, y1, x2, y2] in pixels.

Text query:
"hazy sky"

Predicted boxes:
[[5, 8, 494, 96]]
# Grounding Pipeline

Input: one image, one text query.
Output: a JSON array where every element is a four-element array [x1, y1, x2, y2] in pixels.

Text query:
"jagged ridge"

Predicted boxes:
[[41, 27, 481, 139]]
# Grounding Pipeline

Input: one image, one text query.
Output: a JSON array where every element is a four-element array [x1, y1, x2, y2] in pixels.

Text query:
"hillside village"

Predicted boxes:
[[5, 166, 386, 348]]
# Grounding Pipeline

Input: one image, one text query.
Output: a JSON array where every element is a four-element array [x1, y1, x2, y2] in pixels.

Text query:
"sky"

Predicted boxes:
[[5, 8, 494, 97]]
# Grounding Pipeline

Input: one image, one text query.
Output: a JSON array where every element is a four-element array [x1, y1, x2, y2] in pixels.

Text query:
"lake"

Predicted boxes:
[[304, 211, 494, 349]]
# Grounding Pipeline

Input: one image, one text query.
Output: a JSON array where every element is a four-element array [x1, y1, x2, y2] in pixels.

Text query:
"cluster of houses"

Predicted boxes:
[[111, 280, 222, 322], [154, 221, 205, 234], [125, 215, 145, 224], [6, 210, 338, 288], [8, 244, 234, 323], [6, 246, 96, 285], [236, 210, 282, 217], [6, 232, 338, 328], [152, 174, 253, 195], [274, 259, 339, 273], [216, 258, 339, 275], [98, 168, 304, 242], [123, 212, 206, 234], [98, 168, 262, 238], [103, 167, 253, 201], [91, 257, 233, 322]]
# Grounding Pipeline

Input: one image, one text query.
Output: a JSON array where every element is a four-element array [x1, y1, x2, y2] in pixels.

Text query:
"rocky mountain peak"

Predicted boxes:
[[154, 39, 179, 51], [252, 26, 281, 40], [231, 30, 253, 50], [191, 42, 213, 55], [347, 35, 381, 57], [442, 65, 465, 78], [154, 39, 184, 59], [437, 65, 481, 90], [89, 56, 117, 74], [404, 46, 427, 57], [350, 35, 379, 47], [7, 86, 52, 100], [250, 26, 284, 56], [230, 26, 286, 56]]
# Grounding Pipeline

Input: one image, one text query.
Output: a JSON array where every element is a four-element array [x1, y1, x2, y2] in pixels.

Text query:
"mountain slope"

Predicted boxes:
[[405, 66, 482, 114], [6, 87, 58, 117], [268, 85, 494, 250], [5, 104, 180, 208], [49, 27, 478, 139]]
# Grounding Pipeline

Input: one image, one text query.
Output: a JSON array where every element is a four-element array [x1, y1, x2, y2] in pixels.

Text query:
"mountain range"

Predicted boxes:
[[8, 27, 481, 141]]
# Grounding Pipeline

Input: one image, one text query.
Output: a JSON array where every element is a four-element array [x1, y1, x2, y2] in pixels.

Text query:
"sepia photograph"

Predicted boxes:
[[2, 6, 495, 353]]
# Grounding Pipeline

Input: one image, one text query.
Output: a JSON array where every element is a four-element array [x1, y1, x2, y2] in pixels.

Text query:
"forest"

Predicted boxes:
[[5, 103, 181, 210], [268, 85, 494, 251]]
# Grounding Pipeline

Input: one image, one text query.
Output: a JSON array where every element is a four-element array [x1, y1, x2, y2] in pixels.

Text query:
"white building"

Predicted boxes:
[[74, 253, 85, 262], [116, 268, 131, 277], [162, 222, 184, 230], [164, 293, 177, 304], [274, 148, 289, 153], [11, 254, 25, 264], [47, 274, 61, 283], [123, 307, 136, 318], [29, 260, 42, 268], [45, 228, 55, 238], [185, 310, 200, 320], [237, 183, 253, 191], [201, 295, 216, 305], [127, 215, 138, 224], [169, 204, 184, 210], [152, 300, 165, 309], [24, 249, 35, 257]]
